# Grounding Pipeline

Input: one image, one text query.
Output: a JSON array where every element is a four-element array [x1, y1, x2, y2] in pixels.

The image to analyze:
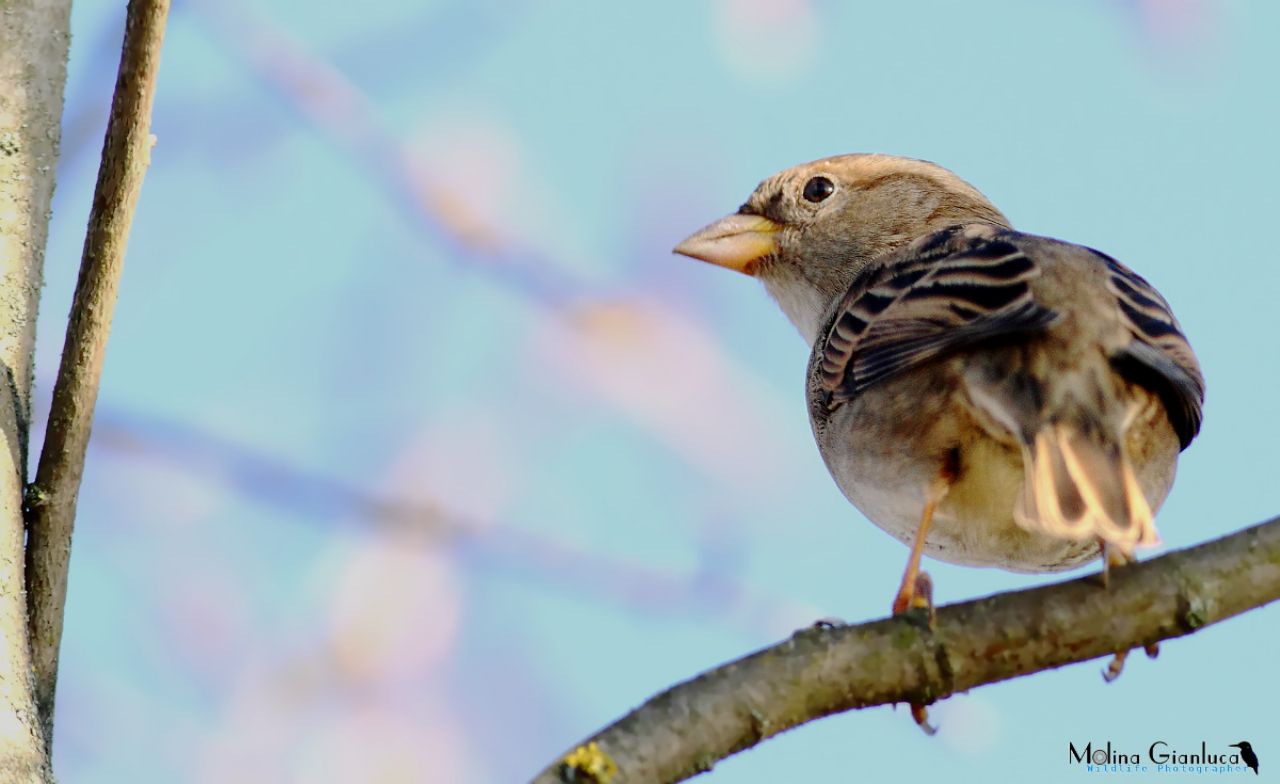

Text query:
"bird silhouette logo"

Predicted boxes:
[[1231, 742, 1259, 775]]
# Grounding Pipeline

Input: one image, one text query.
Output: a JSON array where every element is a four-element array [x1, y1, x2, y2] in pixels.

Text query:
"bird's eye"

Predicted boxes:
[[802, 176, 835, 203]]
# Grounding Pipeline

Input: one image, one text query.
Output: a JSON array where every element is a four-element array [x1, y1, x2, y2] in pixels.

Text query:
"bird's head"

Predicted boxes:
[[674, 154, 1009, 344], [1232, 742, 1254, 751]]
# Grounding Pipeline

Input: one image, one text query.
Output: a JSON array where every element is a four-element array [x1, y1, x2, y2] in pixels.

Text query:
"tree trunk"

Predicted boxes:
[[0, 1, 73, 780]]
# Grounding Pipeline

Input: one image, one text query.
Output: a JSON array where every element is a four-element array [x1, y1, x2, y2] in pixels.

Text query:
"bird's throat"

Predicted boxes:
[[760, 273, 832, 347]]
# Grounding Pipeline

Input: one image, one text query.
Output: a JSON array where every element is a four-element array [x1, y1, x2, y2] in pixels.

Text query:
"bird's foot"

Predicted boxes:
[[911, 703, 938, 736], [1096, 542, 1153, 682], [1103, 650, 1128, 683], [891, 571, 935, 629], [1103, 641, 1158, 682], [1097, 540, 1134, 590], [893, 572, 939, 736]]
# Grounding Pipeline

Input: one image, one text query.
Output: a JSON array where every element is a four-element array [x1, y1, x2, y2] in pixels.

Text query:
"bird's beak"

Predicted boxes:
[[673, 213, 781, 276]]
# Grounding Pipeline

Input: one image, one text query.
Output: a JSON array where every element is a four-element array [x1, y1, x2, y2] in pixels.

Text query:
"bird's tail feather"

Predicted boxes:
[[1014, 420, 1157, 555]]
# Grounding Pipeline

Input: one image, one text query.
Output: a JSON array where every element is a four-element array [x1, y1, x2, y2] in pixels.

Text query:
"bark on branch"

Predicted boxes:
[[534, 516, 1280, 784], [0, 1, 73, 778], [23, 0, 170, 748]]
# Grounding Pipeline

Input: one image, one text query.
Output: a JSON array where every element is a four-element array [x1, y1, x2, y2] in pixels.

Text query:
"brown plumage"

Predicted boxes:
[[675, 154, 1203, 605]]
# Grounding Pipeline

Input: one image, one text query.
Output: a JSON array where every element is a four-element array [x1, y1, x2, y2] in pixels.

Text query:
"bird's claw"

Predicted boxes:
[[911, 703, 938, 736], [1103, 640, 1159, 682], [892, 572, 935, 629], [1102, 650, 1129, 683]]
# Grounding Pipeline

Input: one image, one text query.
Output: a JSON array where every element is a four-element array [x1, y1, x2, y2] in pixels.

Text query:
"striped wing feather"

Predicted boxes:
[[1096, 251, 1204, 449], [817, 229, 1059, 404]]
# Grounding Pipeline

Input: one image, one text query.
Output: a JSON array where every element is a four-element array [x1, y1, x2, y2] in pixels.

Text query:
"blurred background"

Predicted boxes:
[[38, 1, 1278, 781]]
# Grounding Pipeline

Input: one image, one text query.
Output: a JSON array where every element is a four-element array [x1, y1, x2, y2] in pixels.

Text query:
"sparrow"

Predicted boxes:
[[674, 154, 1203, 624]]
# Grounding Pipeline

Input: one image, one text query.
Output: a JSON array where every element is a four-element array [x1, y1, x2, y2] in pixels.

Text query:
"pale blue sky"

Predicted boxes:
[[39, 1, 1278, 781]]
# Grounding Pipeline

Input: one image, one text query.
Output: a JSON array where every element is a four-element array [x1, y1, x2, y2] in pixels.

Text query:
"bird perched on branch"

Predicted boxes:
[[675, 153, 1203, 633]]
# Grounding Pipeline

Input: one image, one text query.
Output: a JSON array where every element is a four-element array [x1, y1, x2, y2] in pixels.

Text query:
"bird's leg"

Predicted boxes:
[[891, 477, 950, 618], [1098, 539, 1110, 589], [1098, 538, 1130, 589], [893, 477, 949, 737]]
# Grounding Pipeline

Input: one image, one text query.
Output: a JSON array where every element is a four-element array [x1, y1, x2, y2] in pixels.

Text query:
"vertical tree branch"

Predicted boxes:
[[24, 0, 170, 749], [0, 1, 74, 779]]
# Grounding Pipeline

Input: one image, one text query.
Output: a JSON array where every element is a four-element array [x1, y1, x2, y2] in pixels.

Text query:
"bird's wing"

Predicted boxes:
[[815, 226, 1059, 404], [1096, 251, 1204, 449]]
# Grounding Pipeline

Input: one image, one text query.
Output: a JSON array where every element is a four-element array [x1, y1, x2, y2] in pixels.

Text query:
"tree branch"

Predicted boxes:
[[534, 517, 1280, 784], [23, 0, 169, 747], [0, 0, 74, 778]]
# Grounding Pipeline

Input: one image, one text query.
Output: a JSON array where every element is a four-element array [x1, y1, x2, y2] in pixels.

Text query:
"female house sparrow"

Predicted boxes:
[[675, 154, 1203, 617]]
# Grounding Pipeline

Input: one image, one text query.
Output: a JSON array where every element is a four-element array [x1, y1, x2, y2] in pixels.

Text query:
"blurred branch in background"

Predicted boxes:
[[92, 410, 818, 636], [536, 517, 1280, 784], [188, 0, 575, 305], [184, 0, 807, 534]]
